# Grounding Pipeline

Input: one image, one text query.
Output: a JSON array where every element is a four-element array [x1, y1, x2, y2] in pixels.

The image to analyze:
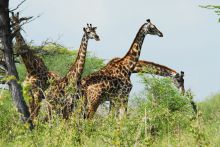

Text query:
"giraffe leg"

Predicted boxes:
[[85, 87, 102, 119], [86, 97, 101, 119], [118, 95, 129, 119], [118, 83, 132, 119], [109, 98, 120, 118]]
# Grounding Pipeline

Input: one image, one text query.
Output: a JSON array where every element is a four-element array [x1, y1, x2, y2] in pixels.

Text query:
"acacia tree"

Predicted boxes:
[[0, 0, 33, 129]]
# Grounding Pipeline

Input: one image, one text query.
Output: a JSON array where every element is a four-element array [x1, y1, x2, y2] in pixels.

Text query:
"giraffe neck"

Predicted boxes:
[[15, 31, 26, 50], [122, 23, 147, 71], [15, 31, 33, 72], [15, 31, 48, 76], [133, 60, 177, 77], [66, 34, 89, 83]]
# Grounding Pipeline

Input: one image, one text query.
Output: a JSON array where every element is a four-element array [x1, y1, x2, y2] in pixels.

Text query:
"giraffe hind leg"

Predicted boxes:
[[109, 95, 128, 119], [86, 97, 101, 119], [85, 88, 102, 119]]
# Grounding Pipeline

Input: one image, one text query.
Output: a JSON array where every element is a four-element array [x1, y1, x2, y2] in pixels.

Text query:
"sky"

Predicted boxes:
[[10, 0, 220, 101]]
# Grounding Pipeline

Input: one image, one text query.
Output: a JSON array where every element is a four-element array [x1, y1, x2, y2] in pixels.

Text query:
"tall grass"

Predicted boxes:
[[1, 73, 219, 146]]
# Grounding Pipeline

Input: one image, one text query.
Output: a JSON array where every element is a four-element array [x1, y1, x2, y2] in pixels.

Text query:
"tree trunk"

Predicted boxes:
[[0, 0, 33, 129]]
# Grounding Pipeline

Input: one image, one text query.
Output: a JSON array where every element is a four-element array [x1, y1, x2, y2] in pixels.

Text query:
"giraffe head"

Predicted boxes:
[[11, 12, 21, 31], [83, 24, 100, 41], [143, 19, 163, 37], [173, 71, 185, 93], [10, 12, 32, 34]]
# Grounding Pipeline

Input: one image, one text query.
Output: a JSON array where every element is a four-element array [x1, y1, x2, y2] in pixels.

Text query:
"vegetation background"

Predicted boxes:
[[0, 0, 220, 146], [0, 45, 220, 146]]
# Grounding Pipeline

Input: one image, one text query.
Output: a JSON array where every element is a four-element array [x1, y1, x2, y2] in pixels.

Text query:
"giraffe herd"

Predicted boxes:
[[11, 13, 185, 120]]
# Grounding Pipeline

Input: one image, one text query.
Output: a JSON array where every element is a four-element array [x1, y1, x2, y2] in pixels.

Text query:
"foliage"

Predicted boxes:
[[137, 76, 194, 136], [0, 44, 219, 146], [200, 5, 220, 22], [1, 72, 219, 146], [16, 43, 105, 80], [197, 93, 220, 145]]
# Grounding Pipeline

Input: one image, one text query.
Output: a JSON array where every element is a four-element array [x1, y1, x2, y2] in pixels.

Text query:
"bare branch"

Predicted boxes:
[[20, 13, 42, 26], [10, 13, 41, 39], [10, 0, 27, 12]]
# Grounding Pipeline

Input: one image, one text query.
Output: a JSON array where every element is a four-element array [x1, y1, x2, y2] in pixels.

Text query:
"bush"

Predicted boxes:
[[129, 75, 198, 145]]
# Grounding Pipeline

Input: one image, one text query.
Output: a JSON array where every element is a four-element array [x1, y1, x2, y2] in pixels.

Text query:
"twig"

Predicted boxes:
[[10, 0, 27, 12]]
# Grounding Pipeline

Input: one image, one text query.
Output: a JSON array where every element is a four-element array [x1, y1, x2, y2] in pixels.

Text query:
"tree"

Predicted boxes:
[[200, 5, 220, 22], [0, 0, 33, 129]]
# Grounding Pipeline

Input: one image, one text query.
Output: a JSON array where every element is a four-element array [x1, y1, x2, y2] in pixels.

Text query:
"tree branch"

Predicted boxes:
[[9, 0, 27, 12]]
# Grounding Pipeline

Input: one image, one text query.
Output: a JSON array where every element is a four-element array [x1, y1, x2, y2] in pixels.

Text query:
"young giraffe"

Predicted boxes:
[[81, 19, 163, 119], [11, 12, 58, 118], [45, 24, 100, 118]]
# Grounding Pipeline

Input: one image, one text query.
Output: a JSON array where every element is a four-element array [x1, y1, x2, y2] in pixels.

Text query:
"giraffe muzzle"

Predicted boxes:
[[95, 35, 100, 41], [158, 31, 163, 37]]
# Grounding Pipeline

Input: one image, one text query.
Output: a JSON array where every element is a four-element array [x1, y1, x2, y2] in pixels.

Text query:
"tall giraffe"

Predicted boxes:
[[45, 24, 100, 118], [81, 19, 163, 118], [11, 12, 56, 118]]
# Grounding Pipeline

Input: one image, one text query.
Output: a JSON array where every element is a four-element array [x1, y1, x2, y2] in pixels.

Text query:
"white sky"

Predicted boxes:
[[10, 0, 220, 101]]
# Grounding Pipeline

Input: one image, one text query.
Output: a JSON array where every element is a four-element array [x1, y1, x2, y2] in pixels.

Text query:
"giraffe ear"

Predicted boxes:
[[83, 27, 86, 32], [146, 19, 151, 23], [93, 27, 97, 30]]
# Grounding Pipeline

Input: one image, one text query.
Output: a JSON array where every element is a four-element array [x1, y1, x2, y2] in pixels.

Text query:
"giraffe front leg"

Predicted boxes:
[[118, 83, 132, 119], [109, 98, 121, 118], [118, 96, 128, 119]]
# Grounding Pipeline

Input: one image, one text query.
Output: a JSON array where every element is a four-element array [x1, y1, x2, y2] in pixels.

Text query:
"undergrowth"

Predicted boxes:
[[1, 44, 219, 146], [1, 74, 219, 146]]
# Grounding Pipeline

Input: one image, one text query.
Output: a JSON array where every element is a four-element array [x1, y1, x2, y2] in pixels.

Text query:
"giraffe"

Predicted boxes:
[[108, 57, 185, 92], [81, 19, 163, 119], [133, 60, 185, 94], [11, 12, 56, 118], [45, 24, 100, 119], [103, 57, 185, 113], [108, 57, 177, 76], [173, 71, 185, 94]]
